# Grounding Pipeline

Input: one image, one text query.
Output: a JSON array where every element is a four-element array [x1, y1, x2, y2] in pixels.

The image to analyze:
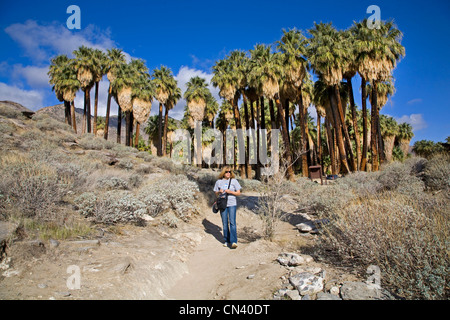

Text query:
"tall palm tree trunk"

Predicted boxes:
[[249, 99, 257, 178], [93, 81, 99, 135], [298, 88, 309, 178], [243, 94, 251, 178], [361, 76, 369, 171], [269, 99, 277, 130], [71, 101, 77, 134], [334, 85, 355, 172], [86, 87, 92, 133], [329, 87, 350, 173], [64, 101, 71, 126], [275, 94, 295, 181], [346, 77, 361, 170], [125, 111, 132, 147], [371, 81, 379, 172], [316, 113, 322, 169], [325, 118, 336, 175], [135, 122, 140, 147], [104, 88, 112, 140], [162, 106, 170, 157], [232, 95, 246, 179], [158, 102, 163, 156], [255, 98, 261, 180], [117, 106, 122, 144]]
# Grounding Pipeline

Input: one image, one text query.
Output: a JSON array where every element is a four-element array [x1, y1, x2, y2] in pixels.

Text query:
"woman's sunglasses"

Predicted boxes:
[[225, 171, 231, 173]]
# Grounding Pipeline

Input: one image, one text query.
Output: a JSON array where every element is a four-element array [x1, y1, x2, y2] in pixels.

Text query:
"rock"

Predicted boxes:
[[37, 283, 48, 289], [296, 222, 316, 233], [49, 239, 60, 248], [289, 272, 324, 296], [329, 286, 340, 296], [316, 292, 342, 300], [340, 281, 382, 300], [277, 253, 313, 267], [247, 274, 255, 280], [284, 289, 301, 300]]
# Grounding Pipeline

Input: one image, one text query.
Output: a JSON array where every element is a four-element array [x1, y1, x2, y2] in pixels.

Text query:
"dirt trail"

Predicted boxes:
[[165, 203, 304, 300], [0, 194, 316, 300]]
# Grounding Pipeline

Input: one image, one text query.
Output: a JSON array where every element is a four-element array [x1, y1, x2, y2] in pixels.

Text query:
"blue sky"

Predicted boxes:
[[0, 0, 449, 143]]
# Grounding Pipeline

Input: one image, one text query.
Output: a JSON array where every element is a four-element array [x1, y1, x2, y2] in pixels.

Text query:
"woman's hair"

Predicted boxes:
[[218, 166, 235, 179]]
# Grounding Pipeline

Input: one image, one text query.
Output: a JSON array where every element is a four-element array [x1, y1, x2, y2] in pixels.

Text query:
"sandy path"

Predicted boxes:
[[165, 207, 290, 300]]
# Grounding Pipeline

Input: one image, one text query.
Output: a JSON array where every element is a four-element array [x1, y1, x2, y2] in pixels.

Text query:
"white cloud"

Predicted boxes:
[[12, 64, 50, 88], [396, 113, 427, 131], [0, 82, 44, 110], [5, 20, 119, 63], [407, 98, 423, 105]]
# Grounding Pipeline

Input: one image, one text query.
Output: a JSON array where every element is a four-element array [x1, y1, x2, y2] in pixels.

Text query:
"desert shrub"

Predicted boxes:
[[96, 176, 129, 191], [376, 161, 425, 196], [0, 104, 25, 119], [74, 191, 147, 224], [0, 153, 72, 221], [237, 178, 263, 192], [73, 192, 98, 217], [422, 154, 450, 191], [138, 175, 199, 222], [116, 159, 134, 171], [34, 114, 73, 132], [319, 191, 449, 300], [77, 133, 115, 150]]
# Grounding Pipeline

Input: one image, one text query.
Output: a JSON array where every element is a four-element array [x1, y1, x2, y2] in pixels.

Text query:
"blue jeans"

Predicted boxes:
[[220, 206, 237, 244]]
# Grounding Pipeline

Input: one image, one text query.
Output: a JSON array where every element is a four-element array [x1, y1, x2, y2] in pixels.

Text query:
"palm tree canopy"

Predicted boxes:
[[307, 22, 350, 86], [248, 44, 283, 99], [350, 19, 405, 81], [48, 54, 80, 102]]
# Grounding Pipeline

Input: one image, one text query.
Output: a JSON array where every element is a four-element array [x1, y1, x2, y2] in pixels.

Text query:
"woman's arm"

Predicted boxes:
[[225, 189, 241, 196]]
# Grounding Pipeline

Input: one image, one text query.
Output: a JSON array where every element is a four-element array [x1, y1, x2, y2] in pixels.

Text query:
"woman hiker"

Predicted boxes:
[[213, 166, 242, 249]]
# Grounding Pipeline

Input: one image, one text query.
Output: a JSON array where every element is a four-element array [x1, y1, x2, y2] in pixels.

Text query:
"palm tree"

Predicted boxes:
[[248, 44, 295, 181], [397, 123, 414, 158], [184, 76, 211, 167], [379, 115, 399, 162], [104, 48, 126, 140], [132, 72, 154, 147], [276, 28, 309, 178], [152, 66, 176, 156], [163, 85, 182, 156], [212, 52, 248, 177], [73, 46, 95, 134], [92, 49, 107, 136], [111, 59, 148, 146], [352, 19, 405, 171], [308, 23, 355, 173], [48, 55, 80, 132]]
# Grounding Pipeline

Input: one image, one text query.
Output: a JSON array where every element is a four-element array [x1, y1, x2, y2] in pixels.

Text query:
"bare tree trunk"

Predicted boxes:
[[104, 89, 111, 140], [275, 94, 295, 181], [64, 100, 71, 126], [117, 106, 122, 144], [93, 81, 99, 135], [346, 77, 361, 170], [86, 87, 92, 133], [334, 84, 355, 172], [125, 111, 131, 147], [135, 122, 140, 147], [162, 106, 169, 157], [371, 81, 379, 172], [158, 102, 163, 156], [329, 87, 350, 174], [232, 95, 246, 179], [298, 88, 309, 178], [361, 76, 368, 171], [71, 100, 77, 134]]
